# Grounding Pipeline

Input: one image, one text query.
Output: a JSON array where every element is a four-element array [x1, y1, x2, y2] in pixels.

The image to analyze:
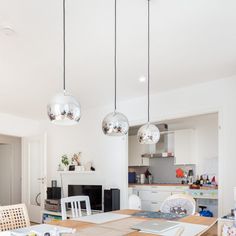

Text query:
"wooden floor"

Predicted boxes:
[[202, 223, 218, 236]]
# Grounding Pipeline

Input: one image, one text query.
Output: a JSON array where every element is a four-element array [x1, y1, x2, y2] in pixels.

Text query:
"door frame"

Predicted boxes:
[[21, 133, 47, 223]]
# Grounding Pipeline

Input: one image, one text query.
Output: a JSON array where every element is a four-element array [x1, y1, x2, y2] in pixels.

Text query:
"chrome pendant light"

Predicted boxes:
[[137, 0, 160, 144], [102, 0, 129, 136], [47, 0, 81, 125]]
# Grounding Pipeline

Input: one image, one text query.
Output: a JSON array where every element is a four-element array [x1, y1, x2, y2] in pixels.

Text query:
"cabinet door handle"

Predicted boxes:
[[152, 191, 158, 194], [151, 202, 158, 204]]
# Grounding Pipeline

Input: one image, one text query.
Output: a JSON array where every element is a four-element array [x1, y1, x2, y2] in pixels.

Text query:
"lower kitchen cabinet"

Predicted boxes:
[[150, 201, 162, 211], [130, 185, 189, 211], [129, 185, 218, 216], [140, 200, 163, 211], [138, 190, 151, 201], [171, 191, 185, 195], [140, 200, 162, 211], [141, 200, 152, 211], [150, 190, 171, 201]]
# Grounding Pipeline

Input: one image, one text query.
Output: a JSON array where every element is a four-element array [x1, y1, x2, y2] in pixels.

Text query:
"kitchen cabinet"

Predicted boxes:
[[141, 200, 152, 211], [128, 187, 133, 197], [174, 129, 196, 165], [128, 135, 150, 166], [131, 185, 189, 211], [150, 190, 171, 202], [150, 202, 162, 211], [138, 190, 151, 201]]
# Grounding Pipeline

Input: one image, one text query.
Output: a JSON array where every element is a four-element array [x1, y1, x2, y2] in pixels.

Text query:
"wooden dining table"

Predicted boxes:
[[50, 209, 217, 236]]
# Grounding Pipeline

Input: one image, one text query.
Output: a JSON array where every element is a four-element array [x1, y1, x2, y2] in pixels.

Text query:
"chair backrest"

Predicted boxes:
[[160, 193, 196, 216], [0, 204, 30, 232], [128, 194, 141, 210], [61, 196, 91, 220]]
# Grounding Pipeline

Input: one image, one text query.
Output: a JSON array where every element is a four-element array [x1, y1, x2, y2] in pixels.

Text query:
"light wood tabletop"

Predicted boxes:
[[50, 209, 217, 236]]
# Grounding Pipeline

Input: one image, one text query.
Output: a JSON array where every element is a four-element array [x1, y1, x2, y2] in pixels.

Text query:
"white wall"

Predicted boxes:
[[0, 144, 12, 205], [44, 107, 128, 208], [167, 113, 218, 177], [44, 76, 236, 215], [119, 76, 236, 216], [0, 113, 41, 137]]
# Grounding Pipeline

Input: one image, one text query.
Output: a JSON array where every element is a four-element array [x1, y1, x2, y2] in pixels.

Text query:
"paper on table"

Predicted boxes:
[[11, 224, 74, 236], [141, 222, 208, 236], [75, 212, 131, 224]]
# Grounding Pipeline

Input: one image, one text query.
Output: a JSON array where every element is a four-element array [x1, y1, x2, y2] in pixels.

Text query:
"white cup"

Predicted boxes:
[[140, 174, 145, 184]]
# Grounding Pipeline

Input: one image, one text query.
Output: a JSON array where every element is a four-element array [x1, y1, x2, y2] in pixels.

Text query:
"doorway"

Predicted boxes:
[[22, 134, 47, 223], [128, 112, 219, 216], [0, 134, 21, 205]]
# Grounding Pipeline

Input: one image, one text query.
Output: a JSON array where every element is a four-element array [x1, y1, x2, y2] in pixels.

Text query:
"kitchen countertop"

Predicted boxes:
[[129, 183, 189, 186], [129, 183, 218, 190]]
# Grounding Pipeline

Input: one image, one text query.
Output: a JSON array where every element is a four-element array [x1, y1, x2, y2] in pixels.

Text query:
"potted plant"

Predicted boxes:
[[61, 154, 69, 171]]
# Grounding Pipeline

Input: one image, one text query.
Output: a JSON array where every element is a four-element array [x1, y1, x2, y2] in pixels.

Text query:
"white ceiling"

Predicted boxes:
[[0, 0, 236, 119]]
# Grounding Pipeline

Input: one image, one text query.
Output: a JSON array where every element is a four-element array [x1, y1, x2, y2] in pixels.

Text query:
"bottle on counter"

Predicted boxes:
[[206, 175, 210, 184], [196, 175, 200, 185], [200, 175, 204, 186]]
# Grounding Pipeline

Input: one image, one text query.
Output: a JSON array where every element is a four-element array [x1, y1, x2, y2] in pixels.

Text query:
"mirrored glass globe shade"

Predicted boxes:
[[137, 123, 160, 144], [47, 0, 81, 126], [102, 0, 129, 136], [102, 111, 129, 136], [47, 93, 81, 125], [137, 0, 160, 144]]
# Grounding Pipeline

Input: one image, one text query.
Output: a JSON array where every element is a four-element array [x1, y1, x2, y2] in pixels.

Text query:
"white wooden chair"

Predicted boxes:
[[160, 193, 196, 216], [128, 194, 141, 210], [61, 196, 91, 220], [0, 204, 30, 232]]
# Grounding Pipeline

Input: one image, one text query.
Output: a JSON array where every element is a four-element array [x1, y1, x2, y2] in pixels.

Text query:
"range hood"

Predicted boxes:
[[141, 124, 174, 158]]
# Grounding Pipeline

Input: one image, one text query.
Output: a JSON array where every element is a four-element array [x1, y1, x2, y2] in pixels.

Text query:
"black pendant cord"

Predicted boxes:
[[114, 0, 117, 111], [63, 0, 66, 93], [147, 0, 150, 123]]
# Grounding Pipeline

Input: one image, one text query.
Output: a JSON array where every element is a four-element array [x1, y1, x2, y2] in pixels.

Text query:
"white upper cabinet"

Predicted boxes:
[[174, 129, 196, 165], [128, 135, 150, 166]]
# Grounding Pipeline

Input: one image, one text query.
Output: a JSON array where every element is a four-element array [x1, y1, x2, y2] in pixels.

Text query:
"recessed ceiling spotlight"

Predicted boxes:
[[139, 76, 146, 83]]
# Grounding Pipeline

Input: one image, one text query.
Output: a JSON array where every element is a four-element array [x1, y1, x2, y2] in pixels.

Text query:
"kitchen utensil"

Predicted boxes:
[[148, 175, 153, 184]]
